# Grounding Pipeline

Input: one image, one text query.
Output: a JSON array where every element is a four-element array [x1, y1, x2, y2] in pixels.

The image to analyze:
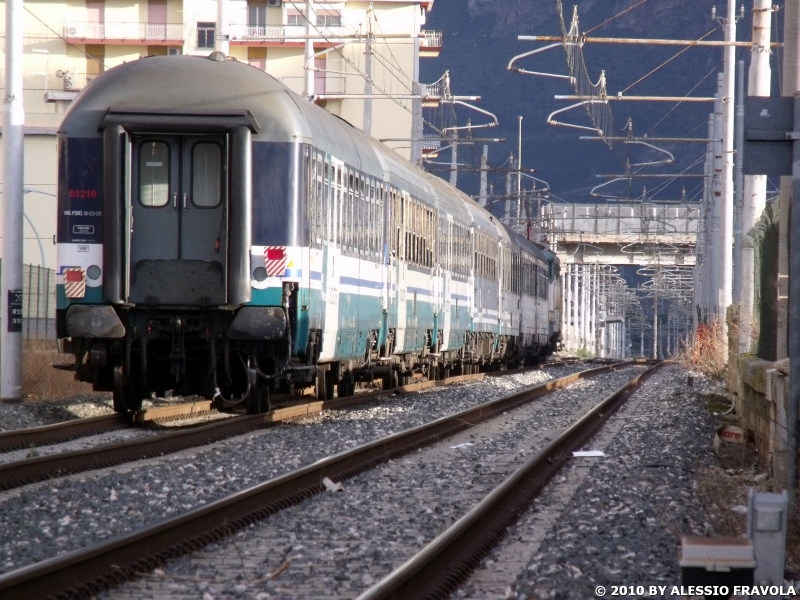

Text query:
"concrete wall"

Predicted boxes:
[[737, 355, 790, 485]]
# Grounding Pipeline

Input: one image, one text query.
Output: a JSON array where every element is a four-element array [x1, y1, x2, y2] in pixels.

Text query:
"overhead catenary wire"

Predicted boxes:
[[619, 27, 720, 95], [585, 0, 650, 35]]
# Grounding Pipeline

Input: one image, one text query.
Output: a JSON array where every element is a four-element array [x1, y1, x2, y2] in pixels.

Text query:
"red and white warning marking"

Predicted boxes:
[[264, 246, 287, 277], [64, 268, 87, 298]]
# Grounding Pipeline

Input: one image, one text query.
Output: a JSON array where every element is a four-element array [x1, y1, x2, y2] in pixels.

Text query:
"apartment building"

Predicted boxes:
[[0, 0, 442, 267]]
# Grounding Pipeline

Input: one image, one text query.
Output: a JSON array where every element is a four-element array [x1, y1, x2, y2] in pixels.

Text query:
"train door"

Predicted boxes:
[[320, 157, 342, 360], [394, 190, 411, 352], [440, 214, 453, 349], [128, 135, 227, 305], [469, 225, 477, 328]]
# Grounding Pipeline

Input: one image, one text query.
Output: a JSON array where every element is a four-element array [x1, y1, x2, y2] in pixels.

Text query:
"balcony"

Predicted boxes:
[[420, 30, 442, 57], [230, 24, 345, 47], [63, 22, 185, 45]]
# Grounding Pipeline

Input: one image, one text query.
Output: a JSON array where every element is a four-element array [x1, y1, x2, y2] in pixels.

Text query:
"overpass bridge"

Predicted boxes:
[[541, 202, 699, 266], [534, 202, 698, 359]]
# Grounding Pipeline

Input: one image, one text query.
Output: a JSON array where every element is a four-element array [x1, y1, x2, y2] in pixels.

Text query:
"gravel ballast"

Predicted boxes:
[[460, 364, 723, 599], [0, 365, 589, 575], [95, 367, 643, 599]]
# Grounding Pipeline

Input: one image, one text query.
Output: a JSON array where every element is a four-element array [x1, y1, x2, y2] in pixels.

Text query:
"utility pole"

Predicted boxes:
[[717, 0, 737, 334], [504, 151, 514, 225], [363, 3, 374, 135], [739, 0, 772, 353], [733, 59, 745, 302], [712, 74, 724, 316], [2, 0, 24, 401], [303, 0, 316, 98], [517, 117, 523, 230], [449, 135, 458, 187], [704, 111, 716, 318], [216, 0, 230, 55], [478, 145, 488, 208]]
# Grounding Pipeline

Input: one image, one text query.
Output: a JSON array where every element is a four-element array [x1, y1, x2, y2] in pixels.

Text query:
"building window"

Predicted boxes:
[[287, 12, 303, 26], [197, 22, 215, 49], [316, 13, 341, 27], [248, 1, 266, 31], [267, 0, 281, 5]]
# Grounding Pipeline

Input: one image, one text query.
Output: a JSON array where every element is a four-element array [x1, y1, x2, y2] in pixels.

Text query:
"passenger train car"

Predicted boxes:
[[56, 53, 561, 414]]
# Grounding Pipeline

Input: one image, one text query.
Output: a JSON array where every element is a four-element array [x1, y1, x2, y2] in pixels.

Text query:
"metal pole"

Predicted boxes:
[[479, 145, 488, 208], [569, 265, 576, 351], [303, 0, 316, 99], [517, 116, 523, 231], [410, 5, 422, 165], [653, 293, 658, 359], [25, 263, 32, 340], [363, 3, 373, 135], [216, 0, 229, 55], [785, 0, 800, 508], [740, 0, 773, 353], [504, 152, 513, 225], [44, 268, 50, 339], [733, 59, 745, 302], [564, 265, 571, 351], [449, 136, 458, 187], [591, 265, 598, 356], [718, 0, 737, 337], [2, 0, 24, 401], [704, 112, 716, 318], [713, 74, 724, 317]]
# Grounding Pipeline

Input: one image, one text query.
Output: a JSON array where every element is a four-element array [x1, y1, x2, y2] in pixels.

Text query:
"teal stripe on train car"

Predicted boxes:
[[400, 297, 435, 353], [56, 285, 105, 309], [334, 291, 382, 361], [248, 287, 283, 306]]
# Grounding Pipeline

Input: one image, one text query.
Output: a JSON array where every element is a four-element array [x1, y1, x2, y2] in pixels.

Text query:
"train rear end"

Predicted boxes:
[[55, 58, 302, 414]]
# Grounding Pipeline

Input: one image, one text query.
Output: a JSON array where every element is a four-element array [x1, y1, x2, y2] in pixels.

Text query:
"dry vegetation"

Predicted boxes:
[[22, 339, 94, 400], [676, 321, 800, 578], [694, 429, 800, 576]]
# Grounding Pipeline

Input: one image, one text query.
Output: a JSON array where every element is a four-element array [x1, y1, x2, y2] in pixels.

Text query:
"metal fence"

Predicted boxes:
[[750, 203, 780, 361], [0, 262, 57, 340]]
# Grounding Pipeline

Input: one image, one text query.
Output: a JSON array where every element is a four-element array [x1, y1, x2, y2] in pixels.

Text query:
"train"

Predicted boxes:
[[55, 53, 562, 414]]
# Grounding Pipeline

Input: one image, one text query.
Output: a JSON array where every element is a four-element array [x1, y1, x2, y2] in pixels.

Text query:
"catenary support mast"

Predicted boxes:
[[2, 0, 24, 401]]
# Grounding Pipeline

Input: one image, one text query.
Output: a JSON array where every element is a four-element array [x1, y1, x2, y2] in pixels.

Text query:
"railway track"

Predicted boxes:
[[0, 360, 580, 491], [0, 361, 618, 599], [356, 362, 663, 600]]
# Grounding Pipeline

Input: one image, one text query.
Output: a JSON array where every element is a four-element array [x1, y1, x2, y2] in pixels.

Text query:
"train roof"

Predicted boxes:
[[61, 54, 541, 255]]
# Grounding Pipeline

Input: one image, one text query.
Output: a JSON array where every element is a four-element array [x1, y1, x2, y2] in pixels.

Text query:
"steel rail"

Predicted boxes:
[[0, 363, 620, 600], [0, 413, 126, 453], [0, 400, 221, 453], [0, 361, 574, 490], [356, 362, 663, 600]]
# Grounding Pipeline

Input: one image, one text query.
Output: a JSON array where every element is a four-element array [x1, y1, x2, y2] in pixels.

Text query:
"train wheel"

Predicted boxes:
[[382, 369, 399, 390], [315, 368, 335, 400], [112, 361, 143, 415], [324, 370, 336, 399], [247, 367, 269, 414], [336, 374, 355, 398]]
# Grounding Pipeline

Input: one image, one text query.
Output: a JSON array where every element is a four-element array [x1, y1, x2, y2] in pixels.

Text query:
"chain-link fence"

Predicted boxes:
[[0, 261, 57, 340], [749, 202, 780, 361]]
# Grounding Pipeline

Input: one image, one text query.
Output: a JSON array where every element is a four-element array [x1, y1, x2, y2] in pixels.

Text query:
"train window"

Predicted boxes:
[[139, 141, 169, 207], [191, 143, 222, 207]]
